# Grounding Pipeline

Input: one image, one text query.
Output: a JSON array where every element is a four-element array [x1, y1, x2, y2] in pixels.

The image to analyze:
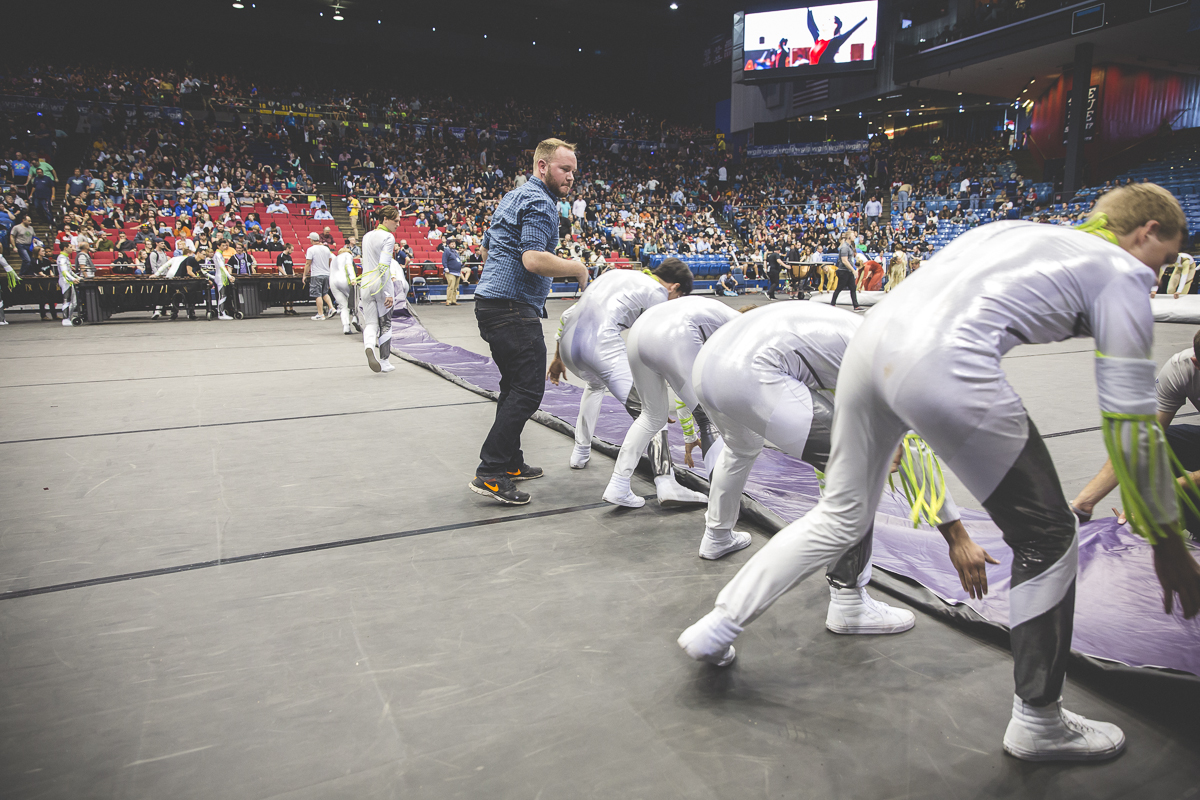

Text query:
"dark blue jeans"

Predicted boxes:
[[1165, 424, 1200, 539], [475, 298, 547, 477]]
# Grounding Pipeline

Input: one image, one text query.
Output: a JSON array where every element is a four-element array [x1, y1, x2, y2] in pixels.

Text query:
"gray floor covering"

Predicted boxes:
[[1, 300, 1197, 800]]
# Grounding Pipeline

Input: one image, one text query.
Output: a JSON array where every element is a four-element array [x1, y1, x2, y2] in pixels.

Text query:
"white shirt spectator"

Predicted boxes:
[[572, 198, 586, 219], [266, 201, 289, 214], [960, 178, 971, 194], [313, 208, 333, 220], [718, 166, 728, 182]]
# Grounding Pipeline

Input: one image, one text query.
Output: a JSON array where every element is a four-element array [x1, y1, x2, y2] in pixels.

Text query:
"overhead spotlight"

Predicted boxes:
[[957, 92, 963, 96], [231, 1, 244, 7], [432, 26, 436, 31], [378, 19, 382, 24], [670, 2, 679, 8], [484, 34, 487, 38], [532, 41, 536, 44], [579, 48, 583, 52], [332, 8, 344, 21]]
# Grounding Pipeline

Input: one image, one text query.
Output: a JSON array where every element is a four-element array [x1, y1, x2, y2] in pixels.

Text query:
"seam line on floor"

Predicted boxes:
[[0, 364, 361, 389], [0, 500, 617, 601], [1043, 411, 1198, 440], [0, 400, 490, 445]]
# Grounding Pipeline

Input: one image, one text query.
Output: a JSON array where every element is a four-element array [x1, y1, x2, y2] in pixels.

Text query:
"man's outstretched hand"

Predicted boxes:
[[1153, 532, 1200, 618]]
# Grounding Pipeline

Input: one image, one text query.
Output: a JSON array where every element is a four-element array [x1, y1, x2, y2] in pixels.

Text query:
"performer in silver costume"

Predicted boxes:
[[330, 245, 357, 335], [358, 206, 400, 374], [694, 301, 975, 638], [547, 259, 707, 506], [680, 184, 1200, 762], [56, 245, 82, 326], [603, 296, 736, 510]]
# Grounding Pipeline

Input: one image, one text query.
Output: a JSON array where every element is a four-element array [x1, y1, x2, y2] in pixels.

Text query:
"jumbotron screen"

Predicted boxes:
[[743, 2, 878, 73]]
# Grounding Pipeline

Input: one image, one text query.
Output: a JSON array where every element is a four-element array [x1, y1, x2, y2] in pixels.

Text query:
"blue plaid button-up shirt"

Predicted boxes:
[[476, 177, 560, 308]]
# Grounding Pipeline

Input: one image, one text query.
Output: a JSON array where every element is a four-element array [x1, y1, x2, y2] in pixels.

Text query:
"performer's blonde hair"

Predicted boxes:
[[1089, 182, 1186, 241], [533, 138, 576, 168]]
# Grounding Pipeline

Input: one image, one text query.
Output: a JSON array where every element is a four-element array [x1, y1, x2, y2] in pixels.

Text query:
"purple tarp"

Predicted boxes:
[[392, 314, 1200, 678]]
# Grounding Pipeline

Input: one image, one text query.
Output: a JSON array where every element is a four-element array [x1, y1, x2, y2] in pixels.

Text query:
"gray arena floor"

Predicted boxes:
[[1, 297, 1197, 800]]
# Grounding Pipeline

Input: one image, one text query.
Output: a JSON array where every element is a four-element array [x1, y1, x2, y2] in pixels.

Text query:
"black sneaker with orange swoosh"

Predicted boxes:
[[505, 464, 544, 481], [469, 475, 531, 505]]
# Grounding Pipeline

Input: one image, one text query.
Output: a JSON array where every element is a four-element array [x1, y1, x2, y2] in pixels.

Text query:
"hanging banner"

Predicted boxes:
[[746, 139, 869, 158], [1063, 84, 1100, 144], [450, 127, 466, 140]]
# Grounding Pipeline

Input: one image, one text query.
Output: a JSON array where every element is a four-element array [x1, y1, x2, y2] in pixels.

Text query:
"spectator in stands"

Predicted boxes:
[[313, 206, 333, 220], [864, 195, 882, 228], [29, 169, 55, 225], [11, 215, 35, 274], [147, 239, 171, 274], [348, 195, 361, 237], [319, 226, 335, 247], [310, 195, 327, 212], [228, 241, 256, 276], [266, 199, 289, 214], [443, 238, 464, 306], [897, 181, 911, 214]]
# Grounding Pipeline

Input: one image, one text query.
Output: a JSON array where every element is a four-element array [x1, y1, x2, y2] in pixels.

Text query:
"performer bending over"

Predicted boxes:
[[603, 296, 738, 509], [547, 259, 707, 506], [679, 184, 1200, 761], [358, 206, 399, 373]]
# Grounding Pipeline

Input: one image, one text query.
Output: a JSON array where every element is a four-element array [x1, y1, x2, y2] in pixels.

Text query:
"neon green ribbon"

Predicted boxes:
[[1100, 412, 1194, 543], [1075, 213, 1119, 246], [5, 270, 18, 290], [888, 433, 947, 528], [674, 399, 697, 442]]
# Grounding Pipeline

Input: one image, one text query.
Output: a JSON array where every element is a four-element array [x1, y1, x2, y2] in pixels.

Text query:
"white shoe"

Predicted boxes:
[[1002, 695, 1125, 762], [218, 313, 233, 320], [698, 529, 753, 560], [365, 346, 381, 373], [151, 311, 161, 319], [602, 476, 645, 508], [325, 308, 337, 319], [825, 586, 916, 634], [570, 445, 591, 469], [678, 608, 742, 666], [311, 313, 325, 320], [379, 359, 395, 373], [0, 320, 8, 325], [62, 318, 73, 327], [343, 326, 352, 335], [655, 474, 708, 507]]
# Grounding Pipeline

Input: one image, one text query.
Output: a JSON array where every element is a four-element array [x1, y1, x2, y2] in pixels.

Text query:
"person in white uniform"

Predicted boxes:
[[547, 259, 707, 506], [1072, 330, 1200, 539], [602, 296, 738, 510], [358, 205, 399, 373], [0, 254, 18, 325], [56, 244, 82, 326], [679, 184, 1200, 762], [203, 247, 235, 320], [693, 301, 981, 638], [329, 244, 357, 335]]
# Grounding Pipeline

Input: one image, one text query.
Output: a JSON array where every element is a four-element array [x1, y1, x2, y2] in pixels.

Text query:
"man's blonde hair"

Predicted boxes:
[[377, 205, 399, 221], [1089, 182, 1187, 241], [533, 138, 576, 168]]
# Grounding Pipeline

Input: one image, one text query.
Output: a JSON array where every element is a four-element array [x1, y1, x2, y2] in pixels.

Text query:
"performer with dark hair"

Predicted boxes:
[[807, 9, 868, 64]]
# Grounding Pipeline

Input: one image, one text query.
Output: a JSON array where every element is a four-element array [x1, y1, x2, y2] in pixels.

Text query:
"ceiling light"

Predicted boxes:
[[484, 34, 487, 38], [432, 26, 436, 31], [957, 92, 962, 96], [333, 12, 344, 20], [231, 1, 244, 6], [670, 2, 679, 8]]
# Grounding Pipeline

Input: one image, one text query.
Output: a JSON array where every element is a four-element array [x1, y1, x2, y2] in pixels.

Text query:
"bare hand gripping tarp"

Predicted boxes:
[[390, 314, 1200, 681]]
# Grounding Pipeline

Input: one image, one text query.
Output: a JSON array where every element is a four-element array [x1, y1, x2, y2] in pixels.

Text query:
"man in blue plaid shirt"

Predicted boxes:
[[470, 139, 591, 505]]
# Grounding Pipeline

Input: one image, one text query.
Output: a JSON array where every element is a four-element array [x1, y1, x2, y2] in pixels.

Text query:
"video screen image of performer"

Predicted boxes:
[[678, 184, 1200, 762]]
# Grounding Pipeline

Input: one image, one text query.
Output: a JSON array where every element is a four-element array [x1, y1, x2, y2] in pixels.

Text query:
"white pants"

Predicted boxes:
[[330, 275, 354, 328], [613, 321, 724, 480], [712, 319, 1030, 624], [359, 288, 392, 359], [561, 330, 633, 450]]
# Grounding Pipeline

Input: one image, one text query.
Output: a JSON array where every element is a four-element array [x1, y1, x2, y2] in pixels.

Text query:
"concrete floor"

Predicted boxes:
[[1, 300, 1197, 800]]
